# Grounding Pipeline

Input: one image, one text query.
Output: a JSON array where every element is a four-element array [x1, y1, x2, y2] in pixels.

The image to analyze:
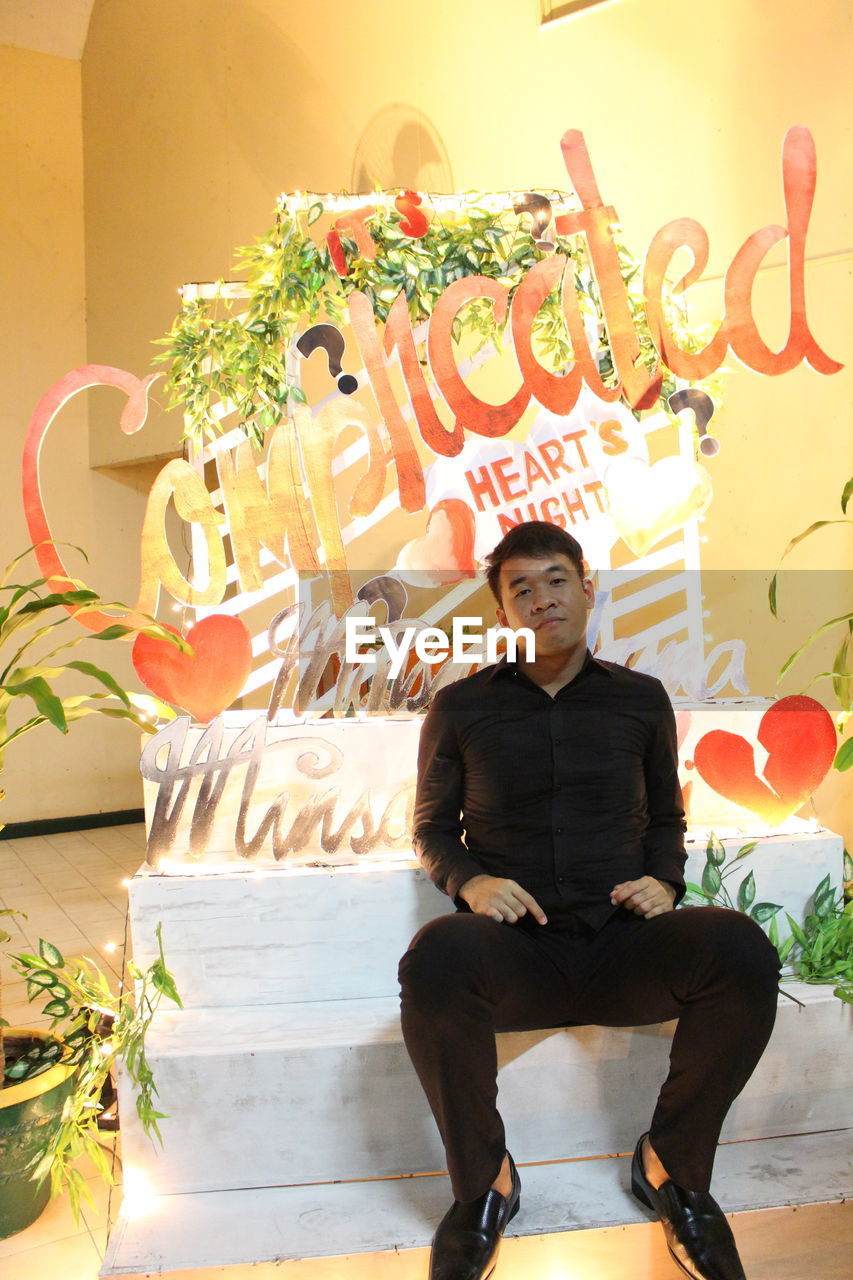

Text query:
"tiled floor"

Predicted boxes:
[[1, 824, 851, 1280], [0, 823, 143, 1012]]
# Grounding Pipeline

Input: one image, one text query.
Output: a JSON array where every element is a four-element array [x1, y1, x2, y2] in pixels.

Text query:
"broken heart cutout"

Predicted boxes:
[[395, 499, 477, 586], [603, 455, 713, 557], [133, 614, 253, 723], [692, 695, 836, 825]]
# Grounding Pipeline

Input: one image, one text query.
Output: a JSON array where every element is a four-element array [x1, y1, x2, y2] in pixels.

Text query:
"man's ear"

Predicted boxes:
[[582, 578, 595, 608], [496, 605, 508, 629]]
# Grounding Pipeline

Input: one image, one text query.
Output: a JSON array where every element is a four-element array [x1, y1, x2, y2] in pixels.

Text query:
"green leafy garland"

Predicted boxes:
[[155, 193, 725, 447]]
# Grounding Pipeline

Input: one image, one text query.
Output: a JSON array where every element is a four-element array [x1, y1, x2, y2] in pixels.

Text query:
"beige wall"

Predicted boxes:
[[83, 0, 850, 464], [0, 44, 149, 823], [4, 1, 850, 837]]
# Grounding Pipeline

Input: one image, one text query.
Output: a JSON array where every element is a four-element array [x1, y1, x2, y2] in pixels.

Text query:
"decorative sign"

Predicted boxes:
[[19, 125, 842, 865], [140, 716, 417, 867], [141, 701, 831, 866]]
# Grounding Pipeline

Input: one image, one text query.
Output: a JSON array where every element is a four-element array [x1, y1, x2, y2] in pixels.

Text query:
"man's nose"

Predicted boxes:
[[531, 587, 556, 611]]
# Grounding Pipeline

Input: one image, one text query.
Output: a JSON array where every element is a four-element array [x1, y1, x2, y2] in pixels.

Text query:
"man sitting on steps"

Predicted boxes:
[[398, 520, 781, 1280]]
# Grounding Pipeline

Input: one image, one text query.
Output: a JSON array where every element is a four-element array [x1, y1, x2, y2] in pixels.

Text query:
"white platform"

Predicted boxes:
[[109, 830, 850, 1273], [100, 1128, 853, 1276]]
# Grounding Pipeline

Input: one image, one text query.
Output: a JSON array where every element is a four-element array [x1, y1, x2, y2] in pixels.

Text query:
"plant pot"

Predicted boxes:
[[0, 1029, 75, 1239]]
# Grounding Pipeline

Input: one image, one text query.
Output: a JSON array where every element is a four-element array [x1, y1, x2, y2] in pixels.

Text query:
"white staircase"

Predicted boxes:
[[101, 834, 852, 1275]]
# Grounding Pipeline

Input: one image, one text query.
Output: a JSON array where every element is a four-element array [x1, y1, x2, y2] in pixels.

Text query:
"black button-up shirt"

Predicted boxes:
[[413, 651, 687, 931]]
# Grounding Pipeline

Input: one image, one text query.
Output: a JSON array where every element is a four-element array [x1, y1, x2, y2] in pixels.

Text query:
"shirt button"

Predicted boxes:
[[556, 827, 564, 835], [557, 875, 566, 884]]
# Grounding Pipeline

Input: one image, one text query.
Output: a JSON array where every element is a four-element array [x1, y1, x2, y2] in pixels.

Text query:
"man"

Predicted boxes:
[[398, 521, 781, 1280]]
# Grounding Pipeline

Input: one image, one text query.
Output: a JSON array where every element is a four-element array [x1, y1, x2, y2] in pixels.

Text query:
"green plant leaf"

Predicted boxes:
[[3, 676, 67, 732], [786, 914, 808, 946], [14, 589, 98, 617], [834, 738, 853, 772], [768, 572, 778, 617], [737, 871, 756, 912], [701, 862, 722, 897], [706, 834, 726, 866], [5, 1057, 35, 1081], [150, 964, 183, 1009], [841, 477, 853, 514], [1, 542, 86, 587], [90, 624, 135, 640], [812, 874, 836, 918], [777, 936, 795, 964], [43, 998, 72, 1018], [24, 970, 57, 989], [63, 1026, 90, 1049], [733, 841, 758, 862], [85, 1138, 115, 1185], [777, 519, 851, 565], [751, 901, 783, 923], [830, 630, 853, 713], [63, 661, 131, 707], [39, 939, 64, 967], [780, 611, 853, 677]]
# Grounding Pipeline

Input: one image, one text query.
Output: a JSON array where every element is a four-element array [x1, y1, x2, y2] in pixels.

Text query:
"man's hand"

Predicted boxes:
[[459, 875, 548, 926], [610, 876, 676, 919]]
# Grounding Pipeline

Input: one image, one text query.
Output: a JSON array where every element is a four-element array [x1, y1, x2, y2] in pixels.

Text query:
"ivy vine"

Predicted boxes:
[[154, 193, 724, 447]]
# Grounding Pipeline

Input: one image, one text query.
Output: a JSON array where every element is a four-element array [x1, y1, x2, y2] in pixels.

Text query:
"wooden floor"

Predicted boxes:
[[1, 1194, 851, 1280], [209, 1203, 853, 1280], [1, 826, 851, 1280]]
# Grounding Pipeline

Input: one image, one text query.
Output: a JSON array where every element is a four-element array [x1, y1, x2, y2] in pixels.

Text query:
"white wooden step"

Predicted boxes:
[[128, 831, 843, 1009], [100, 1128, 853, 1276], [117, 984, 851, 1196]]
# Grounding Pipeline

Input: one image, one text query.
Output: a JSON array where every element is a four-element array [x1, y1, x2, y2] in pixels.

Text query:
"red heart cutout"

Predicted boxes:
[[133, 615, 253, 723], [395, 499, 477, 586], [692, 695, 836, 824]]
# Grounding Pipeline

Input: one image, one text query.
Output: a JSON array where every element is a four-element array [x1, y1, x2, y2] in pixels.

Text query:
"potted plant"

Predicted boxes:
[[0, 919, 181, 1237], [0, 546, 181, 1236]]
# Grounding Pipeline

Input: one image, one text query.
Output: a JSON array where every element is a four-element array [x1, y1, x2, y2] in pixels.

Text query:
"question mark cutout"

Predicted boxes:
[[513, 193, 555, 252], [668, 388, 720, 457], [296, 324, 359, 395], [356, 575, 409, 624]]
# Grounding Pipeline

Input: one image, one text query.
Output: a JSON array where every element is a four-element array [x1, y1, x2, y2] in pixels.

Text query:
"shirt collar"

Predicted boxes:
[[487, 648, 613, 682]]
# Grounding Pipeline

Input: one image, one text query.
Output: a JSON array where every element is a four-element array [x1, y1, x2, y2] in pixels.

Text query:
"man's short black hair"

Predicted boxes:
[[484, 521, 586, 604]]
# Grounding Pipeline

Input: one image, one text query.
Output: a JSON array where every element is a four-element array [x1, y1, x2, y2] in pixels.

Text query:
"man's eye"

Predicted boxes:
[[551, 577, 566, 585]]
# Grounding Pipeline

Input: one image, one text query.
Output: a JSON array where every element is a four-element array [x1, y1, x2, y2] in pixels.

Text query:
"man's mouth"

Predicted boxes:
[[536, 617, 564, 629]]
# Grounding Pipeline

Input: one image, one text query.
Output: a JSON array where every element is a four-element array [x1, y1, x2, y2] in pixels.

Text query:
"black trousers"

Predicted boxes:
[[398, 905, 781, 1203]]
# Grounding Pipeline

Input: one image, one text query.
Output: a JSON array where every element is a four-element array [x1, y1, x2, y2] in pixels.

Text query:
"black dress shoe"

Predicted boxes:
[[630, 1135, 747, 1280], [429, 1153, 521, 1280]]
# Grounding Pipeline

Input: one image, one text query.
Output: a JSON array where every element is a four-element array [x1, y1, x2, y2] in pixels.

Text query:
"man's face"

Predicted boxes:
[[495, 553, 594, 658]]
